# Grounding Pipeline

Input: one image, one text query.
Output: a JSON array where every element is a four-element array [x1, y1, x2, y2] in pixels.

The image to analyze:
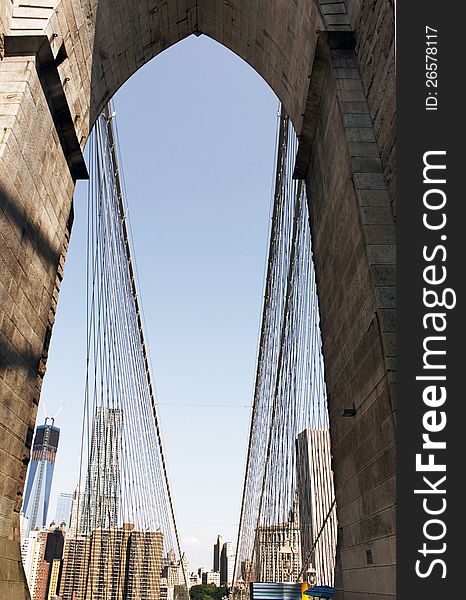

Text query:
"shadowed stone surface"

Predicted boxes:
[[0, 1, 395, 598]]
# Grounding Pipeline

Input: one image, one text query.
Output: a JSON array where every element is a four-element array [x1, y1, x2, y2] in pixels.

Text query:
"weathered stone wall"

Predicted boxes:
[[0, 53, 73, 597], [305, 36, 395, 599], [345, 0, 395, 214]]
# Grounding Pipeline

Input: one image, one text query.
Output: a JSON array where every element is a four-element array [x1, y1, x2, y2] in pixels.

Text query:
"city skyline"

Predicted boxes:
[[20, 421, 238, 582]]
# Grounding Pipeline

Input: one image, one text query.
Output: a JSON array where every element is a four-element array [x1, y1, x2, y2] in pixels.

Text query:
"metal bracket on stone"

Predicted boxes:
[[293, 30, 355, 180], [4, 35, 89, 181]]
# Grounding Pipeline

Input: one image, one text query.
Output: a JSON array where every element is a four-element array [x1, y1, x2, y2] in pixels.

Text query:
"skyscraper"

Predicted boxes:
[[124, 527, 165, 599], [253, 509, 301, 583], [59, 524, 164, 600], [21, 417, 60, 536], [58, 534, 91, 599], [55, 492, 74, 529], [213, 535, 223, 573], [79, 407, 122, 534], [220, 541, 234, 586], [296, 428, 337, 586], [213, 535, 234, 586]]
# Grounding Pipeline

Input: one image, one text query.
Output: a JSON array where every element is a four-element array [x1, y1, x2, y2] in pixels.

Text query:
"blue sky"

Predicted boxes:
[[40, 34, 279, 571]]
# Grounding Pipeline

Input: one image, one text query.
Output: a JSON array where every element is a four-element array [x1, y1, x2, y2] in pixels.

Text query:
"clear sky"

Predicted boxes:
[[39, 35, 279, 571]]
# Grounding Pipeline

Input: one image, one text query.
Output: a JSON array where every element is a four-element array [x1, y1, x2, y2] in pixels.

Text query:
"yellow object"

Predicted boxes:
[[301, 582, 309, 600]]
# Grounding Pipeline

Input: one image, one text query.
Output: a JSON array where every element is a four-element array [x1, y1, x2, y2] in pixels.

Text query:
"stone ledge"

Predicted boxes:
[[3, 35, 88, 181]]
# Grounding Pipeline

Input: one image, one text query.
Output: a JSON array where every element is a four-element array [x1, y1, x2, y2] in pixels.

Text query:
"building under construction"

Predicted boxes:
[[21, 418, 60, 536]]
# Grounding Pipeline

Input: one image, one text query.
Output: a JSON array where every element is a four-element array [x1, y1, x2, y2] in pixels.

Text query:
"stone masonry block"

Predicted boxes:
[[363, 224, 395, 245], [348, 141, 379, 156], [361, 207, 394, 225], [354, 172, 387, 189], [343, 113, 372, 127], [375, 286, 396, 308], [356, 188, 391, 207], [351, 156, 382, 173]]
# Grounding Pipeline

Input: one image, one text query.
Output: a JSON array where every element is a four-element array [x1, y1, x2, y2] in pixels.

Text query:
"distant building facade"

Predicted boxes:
[[47, 558, 61, 599], [79, 407, 122, 534], [162, 550, 187, 588], [21, 418, 60, 535], [68, 485, 83, 535], [202, 571, 221, 586], [220, 541, 234, 586], [213, 534, 234, 586], [160, 577, 175, 600], [125, 528, 165, 599], [253, 512, 301, 583], [240, 559, 252, 582], [22, 529, 47, 595], [296, 428, 337, 586], [58, 534, 91, 599], [32, 527, 65, 600], [21, 526, 65, 600], [55, 492, 73, 529], [59, 524, 163, 600], [213, 535, 222, 572]]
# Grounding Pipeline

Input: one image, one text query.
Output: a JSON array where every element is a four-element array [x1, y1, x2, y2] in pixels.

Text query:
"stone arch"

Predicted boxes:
[[0, 1, 395, 598], [7, 0, 325, 144]]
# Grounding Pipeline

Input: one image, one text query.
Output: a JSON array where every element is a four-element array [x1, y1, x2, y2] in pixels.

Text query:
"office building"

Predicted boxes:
[[125, 528, 165, 599], [253, 512, 301, 583], [21, 418, 60, 536], [202, 571, 221, 586], [22, 529, 47, 594], [162, 550, 188, 591], [79, 407, 122, 534], [220, 541, 234, 586], [296, 428, 337, 586], [32, 527, 65, 600], [59, 523, 163, 600], [58, 534, 91, 599], [213, 535, 234, 586], [213, 535, 222, 572], [162, 551, 183, 587], [160, 577, 175, 600], [47, 559, 61, 599], [55, 492, 73, 529], [21, 525, 65, 600]]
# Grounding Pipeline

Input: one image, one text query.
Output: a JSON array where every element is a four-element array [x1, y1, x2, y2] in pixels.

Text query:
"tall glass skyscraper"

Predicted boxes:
[[79, 407, 122, 534], [21, 417, 60, 536], [55, 492, 74, 528]]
